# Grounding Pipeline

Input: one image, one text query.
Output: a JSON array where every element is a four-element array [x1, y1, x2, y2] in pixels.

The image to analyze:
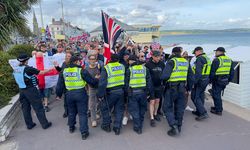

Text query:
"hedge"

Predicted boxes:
[[0, 52, 18, 108], [0, 44, 35, 108], [7, 44, 35, 57]]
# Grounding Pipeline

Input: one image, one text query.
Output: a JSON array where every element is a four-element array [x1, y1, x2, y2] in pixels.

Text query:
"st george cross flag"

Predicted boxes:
[[101, 11, 123, 64], [9, 56, 59, 89]]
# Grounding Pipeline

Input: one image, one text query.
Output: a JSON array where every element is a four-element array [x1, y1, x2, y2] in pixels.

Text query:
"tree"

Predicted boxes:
[[0, 0, 39, 50]]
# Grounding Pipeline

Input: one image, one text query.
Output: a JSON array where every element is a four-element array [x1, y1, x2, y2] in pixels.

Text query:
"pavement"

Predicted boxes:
[[1, 94, 250, 150]]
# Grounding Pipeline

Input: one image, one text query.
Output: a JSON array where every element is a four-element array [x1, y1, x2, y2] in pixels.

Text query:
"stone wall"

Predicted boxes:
[[0, 94, 21, 142]]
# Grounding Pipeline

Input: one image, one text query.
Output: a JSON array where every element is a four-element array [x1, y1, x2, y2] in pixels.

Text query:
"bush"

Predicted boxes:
[[0, 52, 19, 108], [7, 44, 35, 57]]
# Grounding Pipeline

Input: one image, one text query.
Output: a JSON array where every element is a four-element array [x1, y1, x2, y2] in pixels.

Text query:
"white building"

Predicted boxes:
[[164, 44, 250, 108], [90, 18, 139, 39], [49, 18, 85, 39], [221, 46, 250, 108]]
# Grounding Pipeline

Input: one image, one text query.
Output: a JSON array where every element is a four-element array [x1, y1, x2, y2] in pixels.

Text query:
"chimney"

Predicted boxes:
[[52, 18, 55, 24]]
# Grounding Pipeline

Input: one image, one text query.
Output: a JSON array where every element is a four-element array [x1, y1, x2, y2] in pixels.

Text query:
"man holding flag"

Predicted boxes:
[[101, 11, 123, 64], [97, 11, 127, 135]]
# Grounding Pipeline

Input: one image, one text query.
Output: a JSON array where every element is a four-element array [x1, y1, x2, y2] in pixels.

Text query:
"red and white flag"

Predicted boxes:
[[29, 56, 59, 89], [101, 11, 123, 64], [9, 56, 59, 89]]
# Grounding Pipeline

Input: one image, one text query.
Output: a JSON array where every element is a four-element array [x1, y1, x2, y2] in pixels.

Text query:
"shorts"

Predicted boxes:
[[153, 87, 163, 99], [39, 88, 51, 98]]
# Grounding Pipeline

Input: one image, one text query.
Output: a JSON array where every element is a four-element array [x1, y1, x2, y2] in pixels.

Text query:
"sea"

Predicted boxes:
[[160, 31, 250, 47]]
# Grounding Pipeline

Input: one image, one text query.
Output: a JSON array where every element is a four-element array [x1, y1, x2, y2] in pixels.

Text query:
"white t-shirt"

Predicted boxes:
[[53, 53, 66, 67]]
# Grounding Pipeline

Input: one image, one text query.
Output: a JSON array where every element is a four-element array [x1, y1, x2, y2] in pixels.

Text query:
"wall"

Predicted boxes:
[[238, 61, 250, 108], [222, 61, 250, 108], [0, 94, 21, 142], [131, 32, 153, 43]]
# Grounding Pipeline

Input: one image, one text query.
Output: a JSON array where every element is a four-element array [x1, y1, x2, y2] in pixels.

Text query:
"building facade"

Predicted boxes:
[[49, 18, 84, 39], [131, 24, 161, 44]]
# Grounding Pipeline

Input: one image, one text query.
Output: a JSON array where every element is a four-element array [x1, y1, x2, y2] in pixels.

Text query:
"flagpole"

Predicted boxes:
[[61, 0, 65, 35], [39, 1, 44, 29]]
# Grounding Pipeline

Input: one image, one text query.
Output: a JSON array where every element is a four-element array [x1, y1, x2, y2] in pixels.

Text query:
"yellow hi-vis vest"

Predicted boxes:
[[192, 54, 211, 76], [168, 57, 189, 82], [129, 65, 146, 88], [104, 62, 125, 88], [216, 55, 232, 75], [63, 67, 86, 90]]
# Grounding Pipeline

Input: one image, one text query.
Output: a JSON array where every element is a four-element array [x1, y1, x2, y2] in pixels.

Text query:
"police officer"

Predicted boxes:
[[191, 47, 211, 121], [210, 47, 234, 116], [13, 53, 52, 130], [57, 55, 98, 140], [127, 55, 154, 134], [161, 47, 193, 136], [97, 54, 126, 135]]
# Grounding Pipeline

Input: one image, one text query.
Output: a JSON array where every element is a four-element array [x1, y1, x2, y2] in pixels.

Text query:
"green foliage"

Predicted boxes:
[[0, 51, 18, 108], [0, 0, 39, 49], [8, 44, 34, 57]]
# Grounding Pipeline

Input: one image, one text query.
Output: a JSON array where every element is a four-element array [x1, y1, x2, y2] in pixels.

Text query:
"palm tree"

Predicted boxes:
[[0, 0, 39, 51]]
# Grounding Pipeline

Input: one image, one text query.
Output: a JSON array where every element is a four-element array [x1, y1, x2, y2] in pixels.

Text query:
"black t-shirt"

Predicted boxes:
[[145, 59, 165, 87], [23, 66, 40, 88]]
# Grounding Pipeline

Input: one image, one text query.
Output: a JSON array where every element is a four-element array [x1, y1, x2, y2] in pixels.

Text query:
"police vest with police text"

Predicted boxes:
[[63, 67, 86, 90], [168, 57, 189, 82], [216, 55, 232, 75], [192, 54, 211, 76], [129, 64, 146, 88], [104, 62, 125, 88]]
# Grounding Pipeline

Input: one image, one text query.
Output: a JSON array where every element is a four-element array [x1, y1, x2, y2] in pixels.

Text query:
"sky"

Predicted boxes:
[[26, 0, 250, 31]]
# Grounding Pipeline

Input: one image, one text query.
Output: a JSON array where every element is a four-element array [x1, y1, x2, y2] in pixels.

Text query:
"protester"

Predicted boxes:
[[145, 51, 165, 127], [85, 54, 102, 127]]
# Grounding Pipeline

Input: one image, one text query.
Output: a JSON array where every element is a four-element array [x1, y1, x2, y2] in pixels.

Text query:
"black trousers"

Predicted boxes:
[[19, 87, 49, 128]]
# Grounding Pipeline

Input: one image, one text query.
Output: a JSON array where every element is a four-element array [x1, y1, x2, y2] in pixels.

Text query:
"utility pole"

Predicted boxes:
[[39, 1, 44, 29], [39, 0, 45, 40], [61, 0, 65, 35]]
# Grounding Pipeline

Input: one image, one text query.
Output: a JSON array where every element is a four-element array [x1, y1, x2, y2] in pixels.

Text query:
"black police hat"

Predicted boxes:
[[214, 47, 226, 52], [152, 50, 161, 57], [192, 46, 203, 54], [124, 50, 130, 56], [17, 53, 30, 62], [128, 55, 138, 61], [172, 47, 182, 53], [111, 54, 120, 61], [70, 55, 82, 63]]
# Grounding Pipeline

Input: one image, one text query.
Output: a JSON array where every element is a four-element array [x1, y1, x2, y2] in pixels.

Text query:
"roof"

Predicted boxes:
[[163, 44, 250, 62], [90, 18, 138, 33], [226, 46, 250, 62]]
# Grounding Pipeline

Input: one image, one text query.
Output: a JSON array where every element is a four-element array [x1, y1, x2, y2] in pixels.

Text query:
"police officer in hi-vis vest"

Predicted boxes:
[[161, 47, 193, 136], [210, 47, 234, 116], [97, 54, 127, 135], [126, 55, 154, 134], [13, 53, 52, 130], [57, 55, 99, 140], [191, 47, 211, 121]]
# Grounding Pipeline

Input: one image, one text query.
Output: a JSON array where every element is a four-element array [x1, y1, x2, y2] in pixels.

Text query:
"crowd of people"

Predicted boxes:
[[12, 38, 234, 140]]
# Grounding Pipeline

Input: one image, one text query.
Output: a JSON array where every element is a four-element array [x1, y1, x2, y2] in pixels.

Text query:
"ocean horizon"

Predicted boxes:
[[160, 31, 250, 47]]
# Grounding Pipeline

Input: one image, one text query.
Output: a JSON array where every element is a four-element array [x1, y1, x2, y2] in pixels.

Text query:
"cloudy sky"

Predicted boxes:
[[26, 0, 250, 31]]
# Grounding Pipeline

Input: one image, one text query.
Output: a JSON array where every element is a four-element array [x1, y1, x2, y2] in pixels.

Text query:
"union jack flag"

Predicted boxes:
[[101, 11, 123, 64], [45, 25, 51, 41]]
